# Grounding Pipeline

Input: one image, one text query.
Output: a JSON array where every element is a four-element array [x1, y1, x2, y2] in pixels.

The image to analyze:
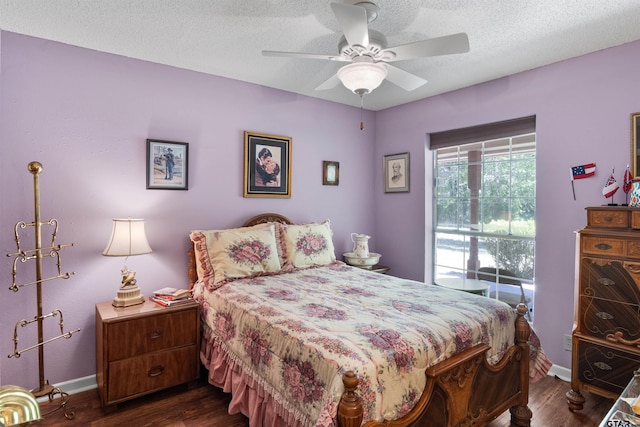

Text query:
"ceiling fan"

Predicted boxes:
[[262, 1, 470, 97]]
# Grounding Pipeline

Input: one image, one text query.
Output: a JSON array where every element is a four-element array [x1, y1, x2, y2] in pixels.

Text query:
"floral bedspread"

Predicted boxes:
[[193, 263, 550, 427]]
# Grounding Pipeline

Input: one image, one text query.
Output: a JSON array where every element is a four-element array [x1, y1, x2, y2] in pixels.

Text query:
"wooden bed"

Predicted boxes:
[[187, 213, 536, 427]]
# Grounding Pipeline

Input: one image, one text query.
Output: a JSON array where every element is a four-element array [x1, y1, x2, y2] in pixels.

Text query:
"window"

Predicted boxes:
[[430, 117, 536, 318]]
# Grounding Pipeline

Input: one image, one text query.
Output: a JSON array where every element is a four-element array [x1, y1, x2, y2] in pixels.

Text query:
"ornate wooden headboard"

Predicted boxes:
[[187, 213, 293, 289]]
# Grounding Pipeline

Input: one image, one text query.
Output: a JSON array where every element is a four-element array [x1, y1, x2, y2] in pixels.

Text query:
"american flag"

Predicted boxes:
[[570, 163, 596, 180]]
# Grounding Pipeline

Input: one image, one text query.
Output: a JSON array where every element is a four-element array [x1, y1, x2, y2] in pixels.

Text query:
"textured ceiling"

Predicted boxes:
[[2, 0, 640, 111]]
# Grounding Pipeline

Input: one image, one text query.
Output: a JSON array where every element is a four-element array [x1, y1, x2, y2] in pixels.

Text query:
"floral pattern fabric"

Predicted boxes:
[[282, 221, 336, 267], [193, 263, 550, 427]]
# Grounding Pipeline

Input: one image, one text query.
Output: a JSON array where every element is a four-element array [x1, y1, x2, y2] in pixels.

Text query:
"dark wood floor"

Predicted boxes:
[[37, 374, 611, 426]]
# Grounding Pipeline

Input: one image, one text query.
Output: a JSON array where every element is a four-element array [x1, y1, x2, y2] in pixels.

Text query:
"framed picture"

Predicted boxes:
[[244, 131, 292, 198], [632, 112, 640, 180], [146, 139, 189, 190], [323, 161, 339, 186], [384, 152, 410, 193]]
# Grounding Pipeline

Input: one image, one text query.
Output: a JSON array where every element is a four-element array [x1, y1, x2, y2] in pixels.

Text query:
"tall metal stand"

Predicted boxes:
[[6, 161, 79, 420]]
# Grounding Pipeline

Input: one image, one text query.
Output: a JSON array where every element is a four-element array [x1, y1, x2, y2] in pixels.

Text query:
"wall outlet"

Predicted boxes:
[[564, 334, 572, 351]]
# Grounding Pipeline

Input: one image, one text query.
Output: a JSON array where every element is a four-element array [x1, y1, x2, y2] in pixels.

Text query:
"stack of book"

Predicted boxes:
[[149, 287, 193, 307]]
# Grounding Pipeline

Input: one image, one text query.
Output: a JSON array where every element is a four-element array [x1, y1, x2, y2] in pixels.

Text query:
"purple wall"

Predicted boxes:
[[374, 39, 640, 370], [2, 28, 640, 388], [0, 32, 376, 388]]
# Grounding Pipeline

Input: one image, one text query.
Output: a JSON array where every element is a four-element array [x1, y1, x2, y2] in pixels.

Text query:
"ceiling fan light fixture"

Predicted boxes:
[[337, 62, 387, 95]]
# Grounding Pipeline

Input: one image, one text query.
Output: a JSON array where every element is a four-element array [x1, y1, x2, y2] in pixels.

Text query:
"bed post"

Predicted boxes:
[[337, 371, 363, 427], [510, 303, 533, 427]]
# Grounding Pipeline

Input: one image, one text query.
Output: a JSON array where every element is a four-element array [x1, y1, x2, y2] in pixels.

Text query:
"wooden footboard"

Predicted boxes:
[[339, 304, 532, 427]]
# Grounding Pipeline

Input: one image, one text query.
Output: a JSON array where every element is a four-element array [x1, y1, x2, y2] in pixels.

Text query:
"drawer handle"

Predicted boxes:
[[594, 243, 612, 251], [594, 362, 612, 371], [149, 329, 163, 340], [595, 311, 614, 320], [597, 278, 615, 287], [148, 365, 165, 377], [603, 215, 613, 223]]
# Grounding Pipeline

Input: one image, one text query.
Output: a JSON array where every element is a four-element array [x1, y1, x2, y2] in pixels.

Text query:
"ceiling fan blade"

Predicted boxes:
[[382, 32, 470, 62], [385, 64, 427, 91], [330, 2, 369, 48], [262, 50, 349, 62], [315, 74, 342, 91]]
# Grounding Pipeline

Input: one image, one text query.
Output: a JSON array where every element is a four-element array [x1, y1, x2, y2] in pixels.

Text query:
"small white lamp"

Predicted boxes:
[[102, 218, 152, 307]]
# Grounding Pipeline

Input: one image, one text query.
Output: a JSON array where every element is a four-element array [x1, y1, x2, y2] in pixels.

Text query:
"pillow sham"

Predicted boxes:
[[282, 220, 336, 268], [190, 223, 281, 288]]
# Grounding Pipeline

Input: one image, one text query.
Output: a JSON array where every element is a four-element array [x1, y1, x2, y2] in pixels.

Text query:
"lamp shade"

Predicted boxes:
[[337, 62, 387, 95], [102, 219, 152, 257]]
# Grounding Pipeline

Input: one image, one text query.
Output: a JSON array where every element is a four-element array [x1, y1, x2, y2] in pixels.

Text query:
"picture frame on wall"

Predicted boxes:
[[632, 112, 640, 180], [384, 152, 410, 193], [323, 161, 339, 186], [244, 131, 292, 198], [146, 139, 189, 190]]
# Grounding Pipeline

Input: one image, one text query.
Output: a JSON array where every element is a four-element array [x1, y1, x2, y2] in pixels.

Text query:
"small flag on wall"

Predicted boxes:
[[602, 169, 619, 200], [571, 163, 596, 180], [570, 163, 596, 200]]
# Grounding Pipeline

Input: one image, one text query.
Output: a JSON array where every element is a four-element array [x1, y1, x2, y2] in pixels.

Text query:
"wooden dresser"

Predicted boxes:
[[95, 299, 200, 408], [567, 206, 640, 411]]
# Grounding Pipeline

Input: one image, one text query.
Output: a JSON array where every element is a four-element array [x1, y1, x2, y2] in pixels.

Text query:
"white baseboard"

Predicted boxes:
[[547, 364, 571, 383], [35, 374, 97, 403]]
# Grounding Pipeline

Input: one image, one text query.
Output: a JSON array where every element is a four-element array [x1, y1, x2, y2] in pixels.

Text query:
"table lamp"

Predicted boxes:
[[102, 218, 152, 307]]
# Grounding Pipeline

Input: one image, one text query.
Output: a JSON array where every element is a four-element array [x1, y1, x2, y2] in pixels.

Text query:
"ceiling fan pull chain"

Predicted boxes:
[[360, 95, 364, 131]]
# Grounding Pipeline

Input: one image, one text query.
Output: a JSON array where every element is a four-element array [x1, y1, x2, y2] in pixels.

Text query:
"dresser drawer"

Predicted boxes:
[[107, 345, 198, 402], [580, 296, 640, 343], [577, 339, 640, 395], [580, 257, 640, 303], [632, 211, 640, 230], [587, 209, 630, 229], [582, 237, 626, 257], [107, 308, 198, 360]]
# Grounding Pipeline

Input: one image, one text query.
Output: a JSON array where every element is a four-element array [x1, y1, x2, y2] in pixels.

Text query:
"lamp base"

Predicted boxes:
[[112, 285, 145, 307]]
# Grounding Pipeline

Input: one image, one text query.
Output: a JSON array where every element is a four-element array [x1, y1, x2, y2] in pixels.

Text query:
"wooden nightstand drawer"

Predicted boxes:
[[107, 345, 198, 402], [96, 299, 200, 408], [108, 310, 197, 360]]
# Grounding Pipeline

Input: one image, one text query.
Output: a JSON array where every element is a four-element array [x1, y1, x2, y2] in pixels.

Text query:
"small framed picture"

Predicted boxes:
[[146, 139, 189, 190], [384, 152, 410, 193], [323, 161, 339, 186], [244, 131, 292, 198]]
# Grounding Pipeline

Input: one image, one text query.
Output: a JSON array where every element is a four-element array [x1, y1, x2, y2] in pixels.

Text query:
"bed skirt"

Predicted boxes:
[[201, 328, 310, 427]]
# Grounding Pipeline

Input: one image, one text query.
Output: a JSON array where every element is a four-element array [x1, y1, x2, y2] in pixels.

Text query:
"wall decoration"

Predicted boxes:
[[384, 152, 410, 193], [323, 161, 339, 186], [569, 163, 596, 200], [146, 139, 189, 190], [244, 131, 292, 198], [632, 112, 640, 180]]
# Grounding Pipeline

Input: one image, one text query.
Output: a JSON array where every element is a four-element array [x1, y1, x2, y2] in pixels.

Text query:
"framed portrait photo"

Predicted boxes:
[[146, 139, 189, 190], [323, 161, 339, 186], [243, 131, 292, 198], [384, 152, 410, 193]]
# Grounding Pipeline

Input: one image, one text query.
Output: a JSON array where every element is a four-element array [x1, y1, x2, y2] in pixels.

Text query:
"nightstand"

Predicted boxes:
[[351, 264, 390, 274], [95, 298, 200, 408]]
